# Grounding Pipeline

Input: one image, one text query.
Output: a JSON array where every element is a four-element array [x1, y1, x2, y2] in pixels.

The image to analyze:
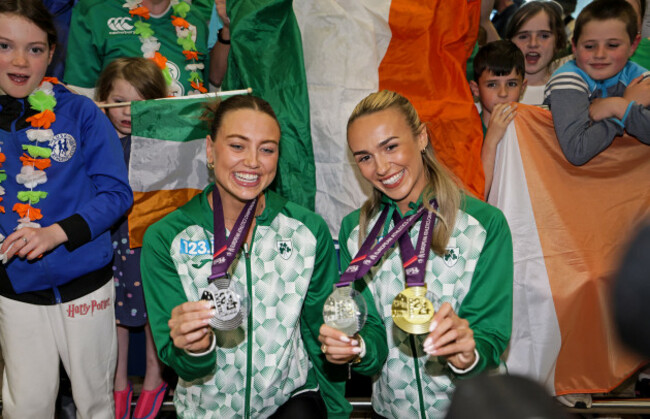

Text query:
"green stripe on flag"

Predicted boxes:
[[223, 0, 315, 210], [132, 97, 210, 142]]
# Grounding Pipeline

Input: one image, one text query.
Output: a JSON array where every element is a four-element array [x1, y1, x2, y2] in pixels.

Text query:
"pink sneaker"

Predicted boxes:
[[133, 381, 168, 419], [114, 382, 133, 419]]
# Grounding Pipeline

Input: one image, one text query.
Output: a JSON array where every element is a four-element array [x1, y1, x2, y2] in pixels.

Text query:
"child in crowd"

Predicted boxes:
[[507, 0, 568, 104], [470, 40, 527, 198], [95, 57, 169, 419], [0, 0, 132, 417], [544, 0, 650, 166]]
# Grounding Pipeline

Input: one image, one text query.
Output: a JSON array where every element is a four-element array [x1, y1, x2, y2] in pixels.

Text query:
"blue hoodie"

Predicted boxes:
[[0, 83, 132, 303]]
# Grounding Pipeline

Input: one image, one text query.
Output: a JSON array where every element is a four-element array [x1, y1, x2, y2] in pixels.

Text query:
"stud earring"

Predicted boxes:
[[207, 162, 214, 170]]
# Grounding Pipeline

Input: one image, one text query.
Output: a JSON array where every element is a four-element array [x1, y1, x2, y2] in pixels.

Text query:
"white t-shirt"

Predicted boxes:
[[521, 84, 545, 105]]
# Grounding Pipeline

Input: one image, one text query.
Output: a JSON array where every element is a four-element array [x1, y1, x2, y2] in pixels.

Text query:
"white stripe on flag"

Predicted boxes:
[[294, 0, 392, 234], [129, 136, 209, 193], [488, 122, 562, 394]]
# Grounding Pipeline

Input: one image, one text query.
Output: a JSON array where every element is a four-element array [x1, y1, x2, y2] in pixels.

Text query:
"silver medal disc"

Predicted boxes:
[[323, 286, 367, 336], [201, 282, 243, 330]]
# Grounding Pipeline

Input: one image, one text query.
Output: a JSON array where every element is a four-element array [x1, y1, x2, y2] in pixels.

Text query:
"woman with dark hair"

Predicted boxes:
[[141, 95, 349, 418]]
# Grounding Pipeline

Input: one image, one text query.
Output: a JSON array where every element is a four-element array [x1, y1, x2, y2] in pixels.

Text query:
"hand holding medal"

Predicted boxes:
[[169, 300, 216, 353], [422, 302, 477, 370], [320, 201, 440, 363]]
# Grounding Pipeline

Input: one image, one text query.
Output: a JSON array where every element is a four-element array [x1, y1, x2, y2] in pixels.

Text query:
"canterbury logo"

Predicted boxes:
[[107, 17, 134, 31]]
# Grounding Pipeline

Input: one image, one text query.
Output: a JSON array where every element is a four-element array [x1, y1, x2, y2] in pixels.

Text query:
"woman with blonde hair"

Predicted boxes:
[[319, 90, 514, 418]]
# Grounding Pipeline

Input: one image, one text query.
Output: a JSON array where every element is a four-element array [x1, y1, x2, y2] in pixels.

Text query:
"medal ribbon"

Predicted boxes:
[[337, 200, 437, 288], [394, 202, 437, 287], [209, 186, 257, 282]]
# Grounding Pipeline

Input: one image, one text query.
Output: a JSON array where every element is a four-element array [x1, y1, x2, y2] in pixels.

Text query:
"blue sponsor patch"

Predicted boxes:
[[179, 239, 212, 256]]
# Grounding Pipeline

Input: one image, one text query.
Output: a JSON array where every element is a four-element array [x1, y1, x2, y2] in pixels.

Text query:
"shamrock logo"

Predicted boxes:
[[277, 240, 292, 260], [444, 247, 459, 267]]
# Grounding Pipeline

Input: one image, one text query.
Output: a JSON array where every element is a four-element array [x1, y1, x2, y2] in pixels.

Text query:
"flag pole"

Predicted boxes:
[[98, 87, 253, 109]]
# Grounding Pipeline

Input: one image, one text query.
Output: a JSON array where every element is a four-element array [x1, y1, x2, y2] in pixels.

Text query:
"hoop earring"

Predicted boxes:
[[207, 162, 215, 170]]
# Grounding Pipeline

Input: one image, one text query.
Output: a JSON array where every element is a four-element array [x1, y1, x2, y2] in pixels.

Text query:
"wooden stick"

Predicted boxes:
[[97, 87, 253, 109]]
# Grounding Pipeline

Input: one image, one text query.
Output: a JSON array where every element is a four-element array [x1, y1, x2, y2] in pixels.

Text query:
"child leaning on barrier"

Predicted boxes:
[[544, 0, 650, 166]]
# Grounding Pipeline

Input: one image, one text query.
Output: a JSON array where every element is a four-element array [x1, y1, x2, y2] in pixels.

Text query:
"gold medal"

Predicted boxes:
[[391, 286, 435, 334]]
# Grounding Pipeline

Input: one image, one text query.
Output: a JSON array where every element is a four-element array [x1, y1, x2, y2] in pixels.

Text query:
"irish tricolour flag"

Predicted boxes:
[[490, 105, 650, 396], [128, 96, 213, 247], [130, 0, 483, 240], [223, 0, 484, 234]]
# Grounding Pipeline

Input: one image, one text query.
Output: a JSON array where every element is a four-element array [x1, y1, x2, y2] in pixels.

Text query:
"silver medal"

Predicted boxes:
[[201, 280, 244, 330], [323, 286, 367, 336]]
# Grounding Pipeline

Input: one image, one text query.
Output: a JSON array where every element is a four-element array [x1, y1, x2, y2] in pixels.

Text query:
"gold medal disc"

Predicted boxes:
[[391, 286, 435, 334]]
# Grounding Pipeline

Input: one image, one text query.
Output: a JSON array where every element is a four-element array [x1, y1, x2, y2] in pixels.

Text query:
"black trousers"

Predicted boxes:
[[270, 391, 327, 419]]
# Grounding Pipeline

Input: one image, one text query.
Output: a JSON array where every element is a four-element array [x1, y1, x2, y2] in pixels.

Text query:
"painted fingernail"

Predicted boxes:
[[423, 337, 432, 347], [350, 339, 359, 346], [204, 302, 213, 309], [352, 347, 362, 354], [339, 335, 350, 343], [429, 321, 438, 332]]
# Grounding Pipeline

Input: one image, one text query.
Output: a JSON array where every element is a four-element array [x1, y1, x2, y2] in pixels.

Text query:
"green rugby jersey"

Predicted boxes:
[[141, 185, 350, 418], [65, 0, 209, 96], [340, 194, 513, 419]]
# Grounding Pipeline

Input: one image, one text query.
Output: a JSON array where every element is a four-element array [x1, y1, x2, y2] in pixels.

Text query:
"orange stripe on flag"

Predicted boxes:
[[514, 105, 649, 394], [378, 0, 484, 199], [128, 189, 202, 248]]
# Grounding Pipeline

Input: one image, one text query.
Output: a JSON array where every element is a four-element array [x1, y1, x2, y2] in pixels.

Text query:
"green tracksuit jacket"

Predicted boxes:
[[340, 194, 513, 419], [141, 185, 350, 418]]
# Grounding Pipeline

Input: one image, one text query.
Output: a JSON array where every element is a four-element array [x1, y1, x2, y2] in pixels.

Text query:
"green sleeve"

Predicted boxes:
[[189, 0, 214, 24], [300, 216, 352, 418], [64, 2, 103, 88], [141, 220, 217, 381], [455, 200, 513, 378], [338, 213, 389, 377]]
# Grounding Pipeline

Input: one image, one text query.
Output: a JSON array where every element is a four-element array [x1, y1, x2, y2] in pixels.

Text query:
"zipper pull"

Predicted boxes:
[[243, 243, 249, 258]]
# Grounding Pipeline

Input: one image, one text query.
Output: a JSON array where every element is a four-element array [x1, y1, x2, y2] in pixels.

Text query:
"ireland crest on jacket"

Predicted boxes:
[[444, 247, 459, 267], [277, 239, 292, 260]]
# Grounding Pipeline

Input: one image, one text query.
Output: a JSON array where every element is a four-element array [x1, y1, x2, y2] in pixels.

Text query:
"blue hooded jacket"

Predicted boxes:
[[0, 83, 132, 302]]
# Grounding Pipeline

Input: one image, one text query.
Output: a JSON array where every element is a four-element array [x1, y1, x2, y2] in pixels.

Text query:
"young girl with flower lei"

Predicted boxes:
[[0, 0, 132, 417]]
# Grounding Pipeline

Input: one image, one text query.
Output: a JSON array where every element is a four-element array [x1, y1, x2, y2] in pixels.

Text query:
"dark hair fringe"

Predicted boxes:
[[0, 0, 57, 48], [202, 95, 280, 138], [473, 40, 526, 81]]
